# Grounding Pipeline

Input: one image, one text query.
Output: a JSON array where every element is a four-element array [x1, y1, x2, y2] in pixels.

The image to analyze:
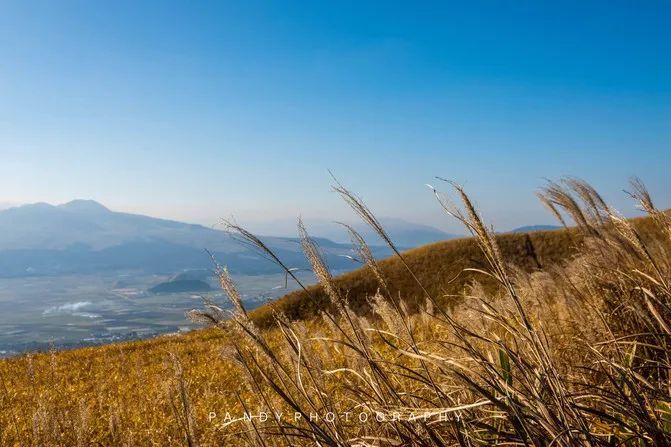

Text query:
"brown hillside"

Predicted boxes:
[[250, 226, 578, 326], [250, 214, 664, 327]]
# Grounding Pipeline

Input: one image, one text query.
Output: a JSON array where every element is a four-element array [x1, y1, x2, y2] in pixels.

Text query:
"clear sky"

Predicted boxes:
[[1, 1, 669, 233]]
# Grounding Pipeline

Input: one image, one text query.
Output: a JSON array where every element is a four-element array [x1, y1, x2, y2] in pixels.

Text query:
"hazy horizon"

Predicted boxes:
[[0, 196, 614, 237]]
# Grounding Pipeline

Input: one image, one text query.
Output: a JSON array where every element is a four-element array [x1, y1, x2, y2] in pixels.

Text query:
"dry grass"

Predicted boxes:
[[1, 177, 670, 446]]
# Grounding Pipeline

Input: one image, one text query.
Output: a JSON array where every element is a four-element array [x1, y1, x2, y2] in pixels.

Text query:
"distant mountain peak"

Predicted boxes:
[[510, 224, 561, 233], [58, 199, 110, 213], [19, 202, 55, 210]]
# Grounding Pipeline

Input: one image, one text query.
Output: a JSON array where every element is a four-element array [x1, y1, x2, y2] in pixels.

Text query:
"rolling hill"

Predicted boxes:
[[247, 215, 667, 326], [249, 225, 579, 326], [148, 279, 212, 294]]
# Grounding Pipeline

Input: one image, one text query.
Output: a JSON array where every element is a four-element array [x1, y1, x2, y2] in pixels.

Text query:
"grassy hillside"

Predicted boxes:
[[249, 228, 576, 325], [250, 214, 665, 326], [1, 179, 670, 446]]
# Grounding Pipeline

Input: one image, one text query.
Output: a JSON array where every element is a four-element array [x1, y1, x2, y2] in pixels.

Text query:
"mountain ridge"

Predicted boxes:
[[510, 224, 561, 233], [243, 216, 460, 247], [0, 200, 393, 277], [0, 200, 563, 279]]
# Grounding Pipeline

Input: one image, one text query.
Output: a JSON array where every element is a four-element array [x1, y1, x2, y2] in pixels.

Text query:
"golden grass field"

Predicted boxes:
[[1, 178, 670, 446]]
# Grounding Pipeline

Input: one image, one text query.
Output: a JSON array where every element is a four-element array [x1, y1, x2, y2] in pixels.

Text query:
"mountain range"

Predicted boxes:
[[510, 225, 561, 233], [0, 200, 454, 278], [0, 200, 558, 279], [242, 217, 460, 247]]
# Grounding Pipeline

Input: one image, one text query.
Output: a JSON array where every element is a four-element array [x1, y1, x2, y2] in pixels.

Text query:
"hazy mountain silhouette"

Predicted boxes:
[[0, 200, 391, 278], [510, 225, 561, 233], [244, 217, 459, 248]]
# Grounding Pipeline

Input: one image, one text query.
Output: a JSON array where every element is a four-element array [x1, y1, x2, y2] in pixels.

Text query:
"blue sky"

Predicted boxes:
[[1, 1, 669, 232]]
